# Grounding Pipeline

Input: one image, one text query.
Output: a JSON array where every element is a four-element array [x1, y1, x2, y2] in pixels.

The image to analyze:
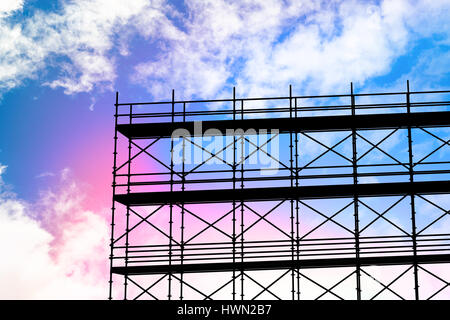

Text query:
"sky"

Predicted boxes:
[[0, 0, 450, 299]]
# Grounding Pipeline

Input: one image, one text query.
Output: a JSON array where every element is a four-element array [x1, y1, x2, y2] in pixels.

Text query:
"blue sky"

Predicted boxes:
[[0, 0, 449, 299]]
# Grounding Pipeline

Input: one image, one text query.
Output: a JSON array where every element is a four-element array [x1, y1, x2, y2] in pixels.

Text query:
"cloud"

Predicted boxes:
[[0, 0, 23, 17], [35, 171, 55, 179], [0, 165, 109, 299], [132, 0, 450, 99], [1, 0, 449, 98], [0, 0, 177, 95], [132, 0, 319, 99]]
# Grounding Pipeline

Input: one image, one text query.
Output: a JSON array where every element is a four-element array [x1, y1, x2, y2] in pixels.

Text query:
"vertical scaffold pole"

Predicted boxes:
[[289, 85, 295, 300], [407, 80, 420, 300], [180, 101, 186, 300], [109, 91, 119, 300], [124, 103, 132, 299], [240, 98, 245, 300], [232, 87, 237, 300], [351, 83, 362, 300], [168, 89, 175, 300], [294, 96, 300, 300]]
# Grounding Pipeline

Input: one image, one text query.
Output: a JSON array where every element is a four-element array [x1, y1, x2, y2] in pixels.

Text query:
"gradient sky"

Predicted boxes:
[[0, 0, 450, 299]]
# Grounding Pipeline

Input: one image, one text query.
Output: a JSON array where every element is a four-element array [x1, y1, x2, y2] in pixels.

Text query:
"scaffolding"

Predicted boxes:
[[109, 82, 450, 300]]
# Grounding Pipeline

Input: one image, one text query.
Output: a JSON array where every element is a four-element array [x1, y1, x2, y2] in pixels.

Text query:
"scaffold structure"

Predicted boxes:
[[109, 82, 450, 300]]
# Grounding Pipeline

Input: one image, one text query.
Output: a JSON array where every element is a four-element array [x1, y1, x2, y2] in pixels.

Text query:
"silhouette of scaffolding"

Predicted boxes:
[[109, 82, 450, 300]]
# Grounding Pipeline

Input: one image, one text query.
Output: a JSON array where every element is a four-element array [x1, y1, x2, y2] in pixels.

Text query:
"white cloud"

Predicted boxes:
[[1, 0, 449, 99], [131, 0, 450, 100], [0, 0, 177, 95], [132, 0, 320, 99], [0, 0, 23, 17], [0, 165, 109, 299], [35, 171, 55, 179]]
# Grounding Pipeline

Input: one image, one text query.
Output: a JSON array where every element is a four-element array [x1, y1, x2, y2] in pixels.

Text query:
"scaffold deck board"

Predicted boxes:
[[111, 253, 450, 275], [114, 180, 450, 206], [117, 111, 450, 139]]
